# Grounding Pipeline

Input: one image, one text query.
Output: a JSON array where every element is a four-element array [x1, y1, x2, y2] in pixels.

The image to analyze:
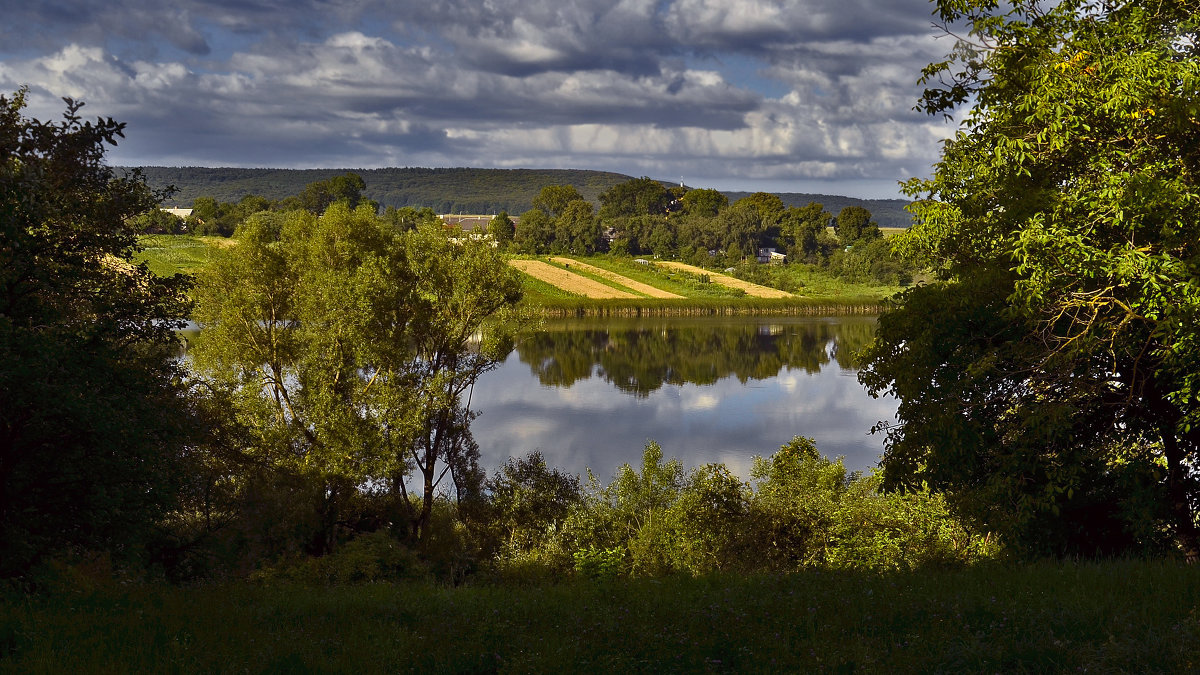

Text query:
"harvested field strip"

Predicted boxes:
[[550, 257, 683, 299], [655, 261, 794, 298], [509, 260, 639, 299]]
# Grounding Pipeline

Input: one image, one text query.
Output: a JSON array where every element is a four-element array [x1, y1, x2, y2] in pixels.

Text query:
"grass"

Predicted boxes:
[[135, 234, 230, 276], [4, 559, 1199, 672]]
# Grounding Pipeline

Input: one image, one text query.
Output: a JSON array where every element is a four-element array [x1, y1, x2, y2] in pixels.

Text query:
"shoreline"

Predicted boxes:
[[522, 298, 887, 317]]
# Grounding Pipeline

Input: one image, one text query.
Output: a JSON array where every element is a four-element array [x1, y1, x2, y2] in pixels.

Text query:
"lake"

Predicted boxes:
[[469, 315, 897, 480]]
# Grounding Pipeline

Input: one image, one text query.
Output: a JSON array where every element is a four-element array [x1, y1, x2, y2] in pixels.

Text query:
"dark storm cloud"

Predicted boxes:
[[0, 0, 958, 197]]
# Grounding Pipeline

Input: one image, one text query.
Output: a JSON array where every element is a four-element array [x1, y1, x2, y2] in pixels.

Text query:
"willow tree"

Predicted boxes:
[[192, 205, 522, 546], [860, 0, 1200, 557]]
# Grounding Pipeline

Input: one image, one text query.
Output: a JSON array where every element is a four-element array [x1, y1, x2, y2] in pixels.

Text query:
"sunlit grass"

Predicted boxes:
[[136, 235, 229, 277]]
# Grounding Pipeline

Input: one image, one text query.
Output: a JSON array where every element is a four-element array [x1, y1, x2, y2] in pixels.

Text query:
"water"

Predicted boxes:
[[468, 316, 896, 479]]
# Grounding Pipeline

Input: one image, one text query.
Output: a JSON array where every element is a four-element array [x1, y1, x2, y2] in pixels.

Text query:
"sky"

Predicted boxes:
[[0, 0, 962, 200]]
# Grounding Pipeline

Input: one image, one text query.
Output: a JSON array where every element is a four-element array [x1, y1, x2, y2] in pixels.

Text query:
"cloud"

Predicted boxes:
[[0, 0, 959, 198]]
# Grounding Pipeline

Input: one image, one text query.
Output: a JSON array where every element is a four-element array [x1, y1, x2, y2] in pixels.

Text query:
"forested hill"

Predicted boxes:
[[137, 167, 634, 215], [135, 166, 912, 227]]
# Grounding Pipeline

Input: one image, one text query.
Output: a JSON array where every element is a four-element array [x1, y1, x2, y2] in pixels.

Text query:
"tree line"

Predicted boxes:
[[496, 179, 916, 286]]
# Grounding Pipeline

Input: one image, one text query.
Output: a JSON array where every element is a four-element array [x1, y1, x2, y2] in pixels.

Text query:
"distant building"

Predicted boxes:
[[756, 247, 786, 264], [163, 208, 193, 218], [439, 214, 521, 232]]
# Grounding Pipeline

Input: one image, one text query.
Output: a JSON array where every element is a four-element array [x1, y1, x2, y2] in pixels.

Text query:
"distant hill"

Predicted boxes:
[[134, 166, 911, 227], [136, 167, 634, 215]]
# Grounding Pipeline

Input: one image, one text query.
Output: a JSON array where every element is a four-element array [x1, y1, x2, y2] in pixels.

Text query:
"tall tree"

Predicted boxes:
[[834, 206, 880, 245], [680, 188, 728, 218], [860, 0, 1200, 557], [780, 202, 832, 259], [0, 91, 194, 575], [192, 206, 522, 544], [400, 223, 524, 538], [531, 184, 584, 218], [488, 211, 515, 247], [599, 177, 672, 220], [191, 205, 410, 553]]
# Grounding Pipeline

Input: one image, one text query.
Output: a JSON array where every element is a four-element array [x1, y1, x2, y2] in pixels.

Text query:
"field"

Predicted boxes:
[[508, 260, 640, 299], [549, 257, 683, 298], [4, 559, 1199, 672], [510, 256, 801, 302], [655, 261, 794, 298]]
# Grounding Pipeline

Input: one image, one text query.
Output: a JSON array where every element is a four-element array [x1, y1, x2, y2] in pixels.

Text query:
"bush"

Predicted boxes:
[[250, 531, 427, 586]]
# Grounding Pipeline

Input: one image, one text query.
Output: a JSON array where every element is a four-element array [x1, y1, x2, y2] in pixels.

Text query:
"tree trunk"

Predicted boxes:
[[1163, 429, 1200, 562]]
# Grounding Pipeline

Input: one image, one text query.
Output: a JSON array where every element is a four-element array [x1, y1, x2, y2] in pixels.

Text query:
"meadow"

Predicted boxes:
[[3, 559, 1198, 673]]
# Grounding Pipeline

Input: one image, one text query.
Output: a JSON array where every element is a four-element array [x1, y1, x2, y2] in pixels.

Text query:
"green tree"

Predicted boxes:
[[531, 184, 584, 218], [716, 200, 771, 259], [733, 192, 785, 228], [680, 188, 728, 217], [486, 452, 582, 568], [192, 205, 410, 553], [0, 91, 195, 575], [513, 208, 554, 253], [834, 206, 880, 246], [399, 223, 524, 539], [860, 0, 1200, 557], [599, 177, 672, 220], [296, 172, 374, 215], [779, 202, 832, 260], [194, 206, 523, 546], [556, 199, 602, 254], [488, 210, 515, 247]]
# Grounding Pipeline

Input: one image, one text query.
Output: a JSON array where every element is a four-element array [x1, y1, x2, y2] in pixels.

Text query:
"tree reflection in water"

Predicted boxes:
[[517, 317, 877, 397], [471, 316, 895, 478]]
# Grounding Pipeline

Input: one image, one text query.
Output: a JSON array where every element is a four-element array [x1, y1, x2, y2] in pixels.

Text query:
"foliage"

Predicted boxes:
[[531, 184, 584, 217], [250, 530, 427, 586], [289, 171, 374, 214], [834, 205, 881, 245], [598, 176, 673, 219], [679, 187, 728, 217], [0, 91, 196, 577], [861, 0, 1200, 557], [522, 439, 991, 579], [487, 210, 514, 246], [190, 205, 523, 547], [130, 207, 184, 234]]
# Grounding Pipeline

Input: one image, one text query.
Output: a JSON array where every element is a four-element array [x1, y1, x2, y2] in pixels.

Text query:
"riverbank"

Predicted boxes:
[[524, 297, 886, 317], [4, 559, 1197, 672]]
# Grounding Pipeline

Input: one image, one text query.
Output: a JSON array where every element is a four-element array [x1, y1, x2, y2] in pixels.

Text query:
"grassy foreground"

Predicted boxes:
[[4, 560, 1199, 673]]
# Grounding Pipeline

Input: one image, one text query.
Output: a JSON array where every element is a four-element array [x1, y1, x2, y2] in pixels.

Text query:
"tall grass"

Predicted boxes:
[[4, 559, 1198, 672]]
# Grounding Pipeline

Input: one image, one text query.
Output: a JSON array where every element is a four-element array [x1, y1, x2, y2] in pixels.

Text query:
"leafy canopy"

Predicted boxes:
[[0, 90, 194, 575], [861, 0, 1200, 556]]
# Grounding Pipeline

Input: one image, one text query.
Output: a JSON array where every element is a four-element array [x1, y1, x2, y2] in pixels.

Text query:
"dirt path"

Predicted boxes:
[[654, 261, 793, 298], [509, 259, 640, 299], [550, 257, 683, 299]]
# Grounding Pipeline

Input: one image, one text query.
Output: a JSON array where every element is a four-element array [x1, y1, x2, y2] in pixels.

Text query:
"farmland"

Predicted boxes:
[[136, 236, 900, 309]]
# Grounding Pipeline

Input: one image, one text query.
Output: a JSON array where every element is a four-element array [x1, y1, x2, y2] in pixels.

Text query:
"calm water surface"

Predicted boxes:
[[469, 316, 896, 479]]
